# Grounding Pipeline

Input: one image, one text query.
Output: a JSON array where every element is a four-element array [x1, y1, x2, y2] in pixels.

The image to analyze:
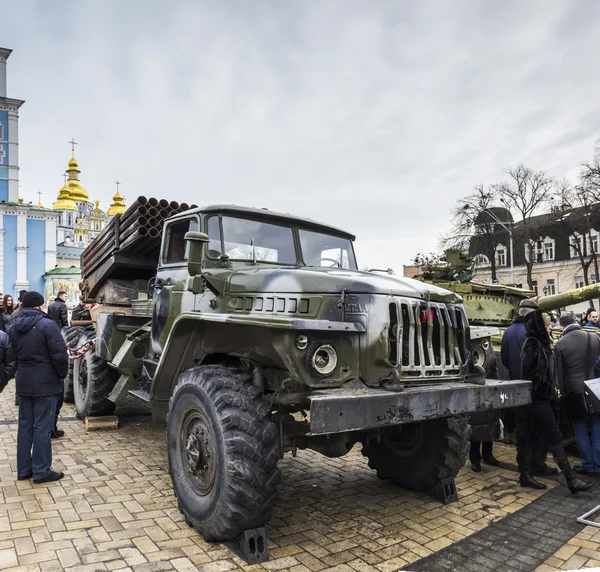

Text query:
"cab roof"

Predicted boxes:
[[171, 204, 356, 240]]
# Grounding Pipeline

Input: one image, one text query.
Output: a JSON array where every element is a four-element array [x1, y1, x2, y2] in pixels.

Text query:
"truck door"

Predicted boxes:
[[151, 215, 199, 355]]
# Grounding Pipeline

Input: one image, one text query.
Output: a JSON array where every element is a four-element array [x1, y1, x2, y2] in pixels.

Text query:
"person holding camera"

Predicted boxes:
[[555, 311, 600, 476]]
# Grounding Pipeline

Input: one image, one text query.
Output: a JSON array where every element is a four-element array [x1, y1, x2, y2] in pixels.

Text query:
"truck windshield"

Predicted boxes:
[[299, 229, 357, 270], [208, 216, 297, 263]]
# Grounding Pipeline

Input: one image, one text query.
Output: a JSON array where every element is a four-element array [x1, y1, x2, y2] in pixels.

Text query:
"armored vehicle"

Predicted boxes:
[[67, 199, 530, 545]]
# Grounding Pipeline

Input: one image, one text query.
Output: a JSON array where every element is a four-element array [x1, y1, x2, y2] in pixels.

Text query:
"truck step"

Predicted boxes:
[[142, 358, 159, 379], [129, 388, 151, 402]]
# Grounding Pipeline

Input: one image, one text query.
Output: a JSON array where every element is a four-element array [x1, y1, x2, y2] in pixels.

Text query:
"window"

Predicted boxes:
[[207, 216, 296, 264], [531, 280, 538, 296], [163, 218, 199, 264], [299, 229, 357, 270], [544, 242, 554, 261], [591, 234, 599, 254], [495, 245, 506, 267], [546, 279, 556, 296], [0, 124, 3, 140], [570, 233, 583, 258], [473, 254, 490, 266], [575, 276, 584, 289]]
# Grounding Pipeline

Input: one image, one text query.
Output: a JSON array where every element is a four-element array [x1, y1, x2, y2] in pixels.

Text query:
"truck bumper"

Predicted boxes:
[[307, 379, 531, 435]]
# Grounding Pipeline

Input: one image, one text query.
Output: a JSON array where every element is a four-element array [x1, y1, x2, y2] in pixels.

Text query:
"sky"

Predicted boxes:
[[1, 0, 600, 272]]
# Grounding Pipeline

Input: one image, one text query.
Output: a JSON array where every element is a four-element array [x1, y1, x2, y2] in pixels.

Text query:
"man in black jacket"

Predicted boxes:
[[0, 328, 16, 394], [9, 291, 68, 483], [501, 298, 557, 489], [47, 291, 69, 329], [555, 311, 600, 475]]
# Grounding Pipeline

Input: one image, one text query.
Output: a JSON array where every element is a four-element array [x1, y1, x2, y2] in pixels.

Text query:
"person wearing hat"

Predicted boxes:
[[9, 291, 68, 483], [501, 297, 557, 489]]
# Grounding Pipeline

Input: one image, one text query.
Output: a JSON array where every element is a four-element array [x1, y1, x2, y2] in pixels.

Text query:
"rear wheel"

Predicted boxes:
[[167, 365, 280, 541], [72, 333, 118, 418], [362, 417, 471, 491]]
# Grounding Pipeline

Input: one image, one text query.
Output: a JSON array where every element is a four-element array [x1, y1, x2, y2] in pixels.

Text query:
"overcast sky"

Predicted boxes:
[[2, 1, 600, 271]]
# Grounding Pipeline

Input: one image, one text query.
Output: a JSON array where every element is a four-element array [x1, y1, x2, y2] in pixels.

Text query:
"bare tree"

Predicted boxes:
[[496, 164, 554, 289], [442, 185, 503, 282]]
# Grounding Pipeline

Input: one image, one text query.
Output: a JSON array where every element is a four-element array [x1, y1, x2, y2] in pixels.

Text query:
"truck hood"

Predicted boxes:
[[208, 267, 462, 304]]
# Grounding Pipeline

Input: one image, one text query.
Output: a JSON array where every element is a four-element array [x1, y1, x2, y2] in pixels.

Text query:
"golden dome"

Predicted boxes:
[[65, 151, 89, 202], [53, 183, 78, 211], [107, 181, 127, 216]]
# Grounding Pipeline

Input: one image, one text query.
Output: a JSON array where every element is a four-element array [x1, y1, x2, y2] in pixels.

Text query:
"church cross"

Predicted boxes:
[[0, 146, 5, 165], [63, 173, 68, 185], [37, 191, 42, 203], [68, 138, 78, 153], [115, 180, 121, 192]]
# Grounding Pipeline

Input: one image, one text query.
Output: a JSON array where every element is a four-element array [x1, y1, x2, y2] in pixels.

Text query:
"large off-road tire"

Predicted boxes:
[[62, 326, 85, 403], [362, 417, 471, 491], [167, 365, 280, 542], [72, 333, 118, 418]]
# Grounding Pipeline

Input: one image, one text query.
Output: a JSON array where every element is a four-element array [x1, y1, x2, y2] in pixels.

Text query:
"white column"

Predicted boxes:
[[0, 212, 4, 292], [15, 208, 28, 291], [45, 216, 57, 271], [0, 48, 9, 98], [7, 108, 19, 203]]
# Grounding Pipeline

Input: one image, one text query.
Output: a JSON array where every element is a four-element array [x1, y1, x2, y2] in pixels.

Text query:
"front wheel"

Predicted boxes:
[[362, 417, 471, 491], [62, 326, 86, 402], [167, 365, 280, 542], [72, 333, 118, 418]]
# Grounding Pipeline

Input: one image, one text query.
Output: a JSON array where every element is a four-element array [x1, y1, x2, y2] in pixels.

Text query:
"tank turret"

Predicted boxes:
[[535, 283, 600, 314]]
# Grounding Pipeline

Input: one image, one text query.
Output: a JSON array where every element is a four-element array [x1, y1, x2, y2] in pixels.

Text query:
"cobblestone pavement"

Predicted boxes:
[[1, 384, 599, 572]]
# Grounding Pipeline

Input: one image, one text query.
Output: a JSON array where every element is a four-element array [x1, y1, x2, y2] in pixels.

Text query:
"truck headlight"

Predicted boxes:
[[311, 345, 337, 375]]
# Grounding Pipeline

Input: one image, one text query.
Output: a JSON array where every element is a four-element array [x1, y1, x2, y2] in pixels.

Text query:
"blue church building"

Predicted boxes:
[[0, 47, 59, 296]]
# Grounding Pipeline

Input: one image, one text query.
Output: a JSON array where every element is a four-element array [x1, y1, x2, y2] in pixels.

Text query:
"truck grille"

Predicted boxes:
[[388, 299, 467, 379]]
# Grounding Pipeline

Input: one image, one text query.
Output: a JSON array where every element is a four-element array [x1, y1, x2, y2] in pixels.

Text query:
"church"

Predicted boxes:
[[0, 46, 126, 302]]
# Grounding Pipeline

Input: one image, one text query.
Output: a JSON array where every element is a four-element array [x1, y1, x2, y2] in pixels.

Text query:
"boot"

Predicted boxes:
[[551, 442, 595, 494], [482, 454, 500, 466], [519, 472, 547, 489]]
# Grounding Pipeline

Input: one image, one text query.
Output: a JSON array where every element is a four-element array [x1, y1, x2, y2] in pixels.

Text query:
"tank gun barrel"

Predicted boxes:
[[534, 283, 600, 312]]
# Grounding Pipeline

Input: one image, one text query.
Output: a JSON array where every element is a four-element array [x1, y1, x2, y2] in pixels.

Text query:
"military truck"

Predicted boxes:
[[67, 199, 530, 544]]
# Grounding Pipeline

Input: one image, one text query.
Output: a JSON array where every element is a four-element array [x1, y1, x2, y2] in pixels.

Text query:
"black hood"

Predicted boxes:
[[524, 309, 550, 346], [11, 308, 46, 334]]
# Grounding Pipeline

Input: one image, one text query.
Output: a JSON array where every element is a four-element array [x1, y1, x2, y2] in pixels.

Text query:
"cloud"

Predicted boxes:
[[1, 0, 600, 272]]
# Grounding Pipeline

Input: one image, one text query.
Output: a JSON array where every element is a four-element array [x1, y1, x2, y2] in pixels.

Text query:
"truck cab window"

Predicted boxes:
[[206, 216, 222, 258], [163, 219, 198, 264]]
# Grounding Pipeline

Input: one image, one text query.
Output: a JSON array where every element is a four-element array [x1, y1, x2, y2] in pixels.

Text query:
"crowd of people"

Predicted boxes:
[[0, 290, 93, 484], [470, 298, 599, 494]]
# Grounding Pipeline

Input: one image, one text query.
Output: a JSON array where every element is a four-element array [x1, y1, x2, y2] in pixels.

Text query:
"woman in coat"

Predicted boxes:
[[1, 295, 14, 332], [521, 310, 594, 493]]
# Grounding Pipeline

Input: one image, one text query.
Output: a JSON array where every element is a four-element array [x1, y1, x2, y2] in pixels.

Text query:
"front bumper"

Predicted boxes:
[[307, 379, 531, 435]]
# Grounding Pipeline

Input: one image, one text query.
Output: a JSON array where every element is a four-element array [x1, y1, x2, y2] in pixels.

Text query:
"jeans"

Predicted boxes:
[[515, 405, 551, 473], [17, 394, 60, 479], [572, 414, 600, 471], [470, 441, 493, 463]]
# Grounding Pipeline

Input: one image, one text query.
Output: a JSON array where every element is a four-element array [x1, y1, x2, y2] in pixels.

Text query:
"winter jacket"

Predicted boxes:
[[47, 298, 69, 329], [501, 316, 527, 380], [9, 305, 22, 325], [469, 351, 501, 442], [521, 310, 556, 402], [584, 321, 600, 329], [554, 324, 600, 396], [0, 330, 16, 393], [0, 308, 12, 332], [9, 308, 68, 397]]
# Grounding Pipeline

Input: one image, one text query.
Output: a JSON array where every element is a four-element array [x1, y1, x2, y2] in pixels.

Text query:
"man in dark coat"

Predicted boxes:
[[0, 328, 16, 394], [469, 352, 501, 471], [47, 291, 69, 329], [555, 311, 600, 475], [9, 291, 68, 483], [70, 297, 91, 323], [501, 298, 557, 489]]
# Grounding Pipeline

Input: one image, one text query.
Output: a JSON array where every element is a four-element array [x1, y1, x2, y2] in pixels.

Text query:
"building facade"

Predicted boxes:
[[470, 206, 600, 313]]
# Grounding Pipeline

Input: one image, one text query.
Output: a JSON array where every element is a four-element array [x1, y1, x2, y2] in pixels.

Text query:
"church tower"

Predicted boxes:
[[0, 47, 59, 295]]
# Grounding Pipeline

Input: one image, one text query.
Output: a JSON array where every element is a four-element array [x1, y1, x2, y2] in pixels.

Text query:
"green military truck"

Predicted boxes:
[[68, 198, 531, 551]]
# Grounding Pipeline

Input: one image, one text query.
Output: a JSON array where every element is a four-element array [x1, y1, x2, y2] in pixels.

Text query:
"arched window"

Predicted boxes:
[[473, 254, 490, 266], [495, 244, 507, 266], [68, 214, 73, 226], [0, 124, 4, 140]]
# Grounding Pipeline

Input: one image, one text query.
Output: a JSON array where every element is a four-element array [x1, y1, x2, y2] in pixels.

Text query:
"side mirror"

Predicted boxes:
[[185, 231, 209, 276]]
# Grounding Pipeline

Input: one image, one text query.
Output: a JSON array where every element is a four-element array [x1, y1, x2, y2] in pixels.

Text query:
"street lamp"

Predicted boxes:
[[464, 203, 515, 284]]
